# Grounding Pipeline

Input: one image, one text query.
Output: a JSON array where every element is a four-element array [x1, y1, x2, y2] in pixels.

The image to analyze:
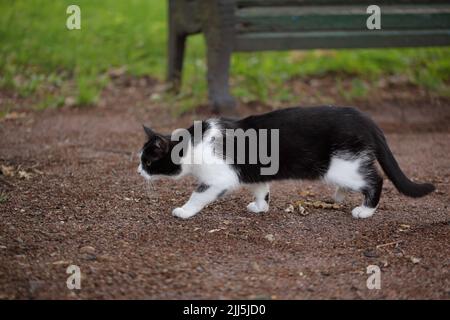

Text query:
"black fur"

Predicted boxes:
[[221, 106, 372, 182], [373, 126, 435, 197], [196, 183, 210, 193], [220, 106, 434, 208]]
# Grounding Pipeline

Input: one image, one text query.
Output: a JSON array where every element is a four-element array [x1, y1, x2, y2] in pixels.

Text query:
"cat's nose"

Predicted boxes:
[[137, 164, 142, 174]]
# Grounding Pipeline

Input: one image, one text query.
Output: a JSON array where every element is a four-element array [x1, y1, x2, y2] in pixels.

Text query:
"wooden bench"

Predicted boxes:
[[167, 0, 450, 112]]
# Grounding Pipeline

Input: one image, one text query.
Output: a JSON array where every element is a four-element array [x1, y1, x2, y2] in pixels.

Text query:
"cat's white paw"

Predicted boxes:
[[351, 206, 376, 219], [247, 201, 269, 213], [172, 207, 196, 219]]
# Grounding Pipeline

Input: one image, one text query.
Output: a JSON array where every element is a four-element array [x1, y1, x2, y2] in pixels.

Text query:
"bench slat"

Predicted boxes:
[[234, 30, 450, 51], [237, 0, 450, 7], [236, 6, 450, 32], [237, 5, 450, 15]]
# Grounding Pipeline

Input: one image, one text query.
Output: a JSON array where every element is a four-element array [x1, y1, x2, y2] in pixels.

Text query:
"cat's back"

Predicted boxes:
[[228, 105, 365, 132]]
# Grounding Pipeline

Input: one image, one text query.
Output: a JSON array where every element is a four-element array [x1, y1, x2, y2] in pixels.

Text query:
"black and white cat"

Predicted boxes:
[[138, 106, 435, 219]]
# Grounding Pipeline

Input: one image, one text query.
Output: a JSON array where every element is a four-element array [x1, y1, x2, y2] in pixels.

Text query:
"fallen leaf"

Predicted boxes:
[[208, 228, 222, 233], [284, 204, 294, 212], [1, 165, 15, 177], [18, 170, 32, 180], [410, 256, 421, 264], [297, 204, 308, 216], [312, 200, 331, 209], [294, 200, 341, 211], [299, 190, 315, 197], [398, 224, 411, 232], [264, 234, 275, 242]]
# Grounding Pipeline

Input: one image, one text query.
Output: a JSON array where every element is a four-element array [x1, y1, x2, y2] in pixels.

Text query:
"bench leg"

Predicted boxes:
[[205, 38, 236, 113], [202, 0, 236, 113], [167, 29, 187, 92]]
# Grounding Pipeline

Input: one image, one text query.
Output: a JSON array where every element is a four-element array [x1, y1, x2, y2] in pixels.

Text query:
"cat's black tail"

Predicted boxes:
[[373, 129, 435, 198]]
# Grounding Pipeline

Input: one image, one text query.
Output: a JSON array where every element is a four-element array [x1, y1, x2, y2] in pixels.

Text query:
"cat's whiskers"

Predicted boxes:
[[144, 179, 158, 199], [144, 179, 152, 192], [148, 179, 155, 191]]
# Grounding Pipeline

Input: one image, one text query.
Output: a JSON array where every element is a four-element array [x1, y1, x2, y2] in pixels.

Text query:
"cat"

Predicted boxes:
[[138, 106, 435, 219]]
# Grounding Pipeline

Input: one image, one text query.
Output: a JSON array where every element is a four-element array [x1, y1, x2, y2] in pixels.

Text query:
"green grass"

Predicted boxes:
[[0, 0, 449, 112]]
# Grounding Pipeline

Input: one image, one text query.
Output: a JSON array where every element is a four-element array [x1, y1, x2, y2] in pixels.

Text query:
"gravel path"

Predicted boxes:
[[0, 81, 449, 299]]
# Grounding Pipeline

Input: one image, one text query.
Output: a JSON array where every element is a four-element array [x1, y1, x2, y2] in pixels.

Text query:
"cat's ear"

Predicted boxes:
[[143, 125, 169, 157], [143, 125, 155, 138], [151, 134, 170, 157]]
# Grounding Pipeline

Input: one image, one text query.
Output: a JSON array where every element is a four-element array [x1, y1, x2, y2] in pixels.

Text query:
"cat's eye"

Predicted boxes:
[[145, 161, 151, 167]]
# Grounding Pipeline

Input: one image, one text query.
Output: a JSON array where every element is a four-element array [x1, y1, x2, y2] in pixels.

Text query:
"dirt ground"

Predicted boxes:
[[0, 78, 449, 299]]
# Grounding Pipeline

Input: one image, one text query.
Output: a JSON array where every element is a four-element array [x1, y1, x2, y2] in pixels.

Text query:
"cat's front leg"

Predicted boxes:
[[247, 183, 270, 213], [172, 184, 228, 219]]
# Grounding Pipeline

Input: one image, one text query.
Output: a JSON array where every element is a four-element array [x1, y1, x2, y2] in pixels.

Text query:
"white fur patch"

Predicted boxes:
[[246, 183, 270, 213], [180, 120, 239, 188], [324, 154, 366, 191], [137, 163, 151, 180], [352, 205, 376, 219], [172, 207, 196, 219], [247, 201, 269, 213], [168, 120, 241, 218]]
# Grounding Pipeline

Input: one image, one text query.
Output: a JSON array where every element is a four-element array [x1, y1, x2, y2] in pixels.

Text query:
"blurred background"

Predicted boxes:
[[1, 0, 449, 115]]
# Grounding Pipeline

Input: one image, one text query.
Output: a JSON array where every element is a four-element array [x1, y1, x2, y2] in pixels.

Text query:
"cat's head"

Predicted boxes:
[[137, 126, 181, 180]]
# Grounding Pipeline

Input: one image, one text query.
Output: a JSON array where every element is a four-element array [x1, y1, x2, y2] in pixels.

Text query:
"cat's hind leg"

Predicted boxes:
[[247, 183, 270, 213], [325, 153, 382, 219], [333, 187, 347, 203], [352, 170, 383, 219]]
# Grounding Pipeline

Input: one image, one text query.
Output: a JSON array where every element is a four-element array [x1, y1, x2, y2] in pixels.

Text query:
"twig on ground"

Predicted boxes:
[[376, 240, 404, 249]]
